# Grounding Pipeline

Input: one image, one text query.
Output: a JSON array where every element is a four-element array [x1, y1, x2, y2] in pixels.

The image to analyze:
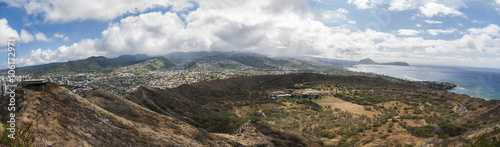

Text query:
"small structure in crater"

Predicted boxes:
[[21, 79, 49, 91]]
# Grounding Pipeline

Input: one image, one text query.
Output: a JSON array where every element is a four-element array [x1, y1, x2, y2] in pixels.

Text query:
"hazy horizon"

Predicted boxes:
[[2, 51, 500, 70]]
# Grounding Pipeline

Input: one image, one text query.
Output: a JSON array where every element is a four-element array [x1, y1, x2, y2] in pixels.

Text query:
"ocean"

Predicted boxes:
[[347, 65, 500, 100]]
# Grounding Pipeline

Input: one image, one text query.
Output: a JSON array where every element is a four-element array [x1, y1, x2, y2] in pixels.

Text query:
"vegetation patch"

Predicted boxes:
[[408, 125, 435, 137]]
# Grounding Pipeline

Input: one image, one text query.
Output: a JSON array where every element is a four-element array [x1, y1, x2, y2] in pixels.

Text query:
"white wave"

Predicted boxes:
[[402, 76, 423, 81]]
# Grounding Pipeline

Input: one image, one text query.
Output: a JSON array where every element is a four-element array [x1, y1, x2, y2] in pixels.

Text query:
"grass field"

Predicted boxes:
[[313, 97, 380, 117]]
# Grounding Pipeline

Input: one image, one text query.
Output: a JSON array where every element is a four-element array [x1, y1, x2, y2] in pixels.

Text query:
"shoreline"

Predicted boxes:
[[345, 65, 498, 101]]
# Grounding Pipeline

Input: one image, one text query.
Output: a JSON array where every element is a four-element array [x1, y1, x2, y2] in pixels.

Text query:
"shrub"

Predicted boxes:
[[364, 106, 372, 111], [440, 124, 467, 137], [1, 123, 35, 146], [381, 134, 390, 139], [320, 131, 336, 139], [290, 134, 307, 146], [413, 108, 423, 114], [439, 134, 450, 139], [317, 139, 325, 146], [408, 126, 435, 137], [271, 138, 282, 146], [467, 106, 477, 111]]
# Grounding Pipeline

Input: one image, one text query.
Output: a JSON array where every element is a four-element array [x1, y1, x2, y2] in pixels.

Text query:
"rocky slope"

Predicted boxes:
[[15, 86, 205, 146], [1, 82, 309, 146]]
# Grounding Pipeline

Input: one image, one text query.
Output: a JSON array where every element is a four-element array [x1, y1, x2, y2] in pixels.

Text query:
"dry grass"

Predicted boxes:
[[313, 97, 380, 117], [292, 89, 330, 95]]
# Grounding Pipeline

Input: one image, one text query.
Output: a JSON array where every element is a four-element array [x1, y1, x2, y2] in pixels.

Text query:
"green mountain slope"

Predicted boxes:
[[4, 55, 153, 75]]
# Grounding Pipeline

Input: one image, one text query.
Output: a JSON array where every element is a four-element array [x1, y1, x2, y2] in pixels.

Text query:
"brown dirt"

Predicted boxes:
[[292, 89, 330, 94], [361, 132, 434, 146], [403, 119, 428, 127]]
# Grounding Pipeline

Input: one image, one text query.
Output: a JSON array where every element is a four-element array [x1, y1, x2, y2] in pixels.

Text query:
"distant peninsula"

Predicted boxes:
[[358, 58, 410, 66]]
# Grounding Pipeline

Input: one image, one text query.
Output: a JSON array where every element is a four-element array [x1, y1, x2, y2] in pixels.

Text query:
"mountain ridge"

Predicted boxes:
[[2, 54, 152, 75], [2, 52, 413, 76]]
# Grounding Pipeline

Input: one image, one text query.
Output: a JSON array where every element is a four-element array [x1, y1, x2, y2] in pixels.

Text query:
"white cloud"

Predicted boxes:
[[321, 8, 349, 23], [19, 0, 321, 65], [355, 0, 466, 13], [467, 24, 500, 37], [0, 0, 194, 23], [427, 28, 457, 36], [34, 32, 53, 42], [20, 0, 393, 65], [389, 0, 417, 11], [497, 0, 500, 4], [16, 1, 500, 68], [19, 39, 105, 66], [419, 2, 464, 17], [424, 20, 442, 24], [471, 20, 485, 24], [348, 21, 356, 24], [455, 25, 500, 54], [415, 24, 422, 27], [0, 18, 19, 46], [347, 0, 383, 9], [100, 12, 200, 56], [20, 29, 35, 43], [397, 29, 420, 36], [53, 33, 69, 41], [379, 26, 499, 56]]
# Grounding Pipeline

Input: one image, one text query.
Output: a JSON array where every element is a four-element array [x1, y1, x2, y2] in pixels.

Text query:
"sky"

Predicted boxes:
[[0, 0, 500, 69]]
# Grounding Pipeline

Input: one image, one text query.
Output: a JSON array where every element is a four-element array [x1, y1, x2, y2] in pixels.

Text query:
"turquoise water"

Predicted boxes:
[[347, 65, 500, 100]]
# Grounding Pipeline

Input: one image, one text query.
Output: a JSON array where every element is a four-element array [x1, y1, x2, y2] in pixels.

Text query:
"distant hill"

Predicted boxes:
[[108, 54, 150, 65], [185, 54, 252, 71], [111, 56, 175, 74], [165, 51, 236, 63], [306, 57, 357, 67], [358, 58, 410, 66], [229, 53, 275, 69], [185, 52, 326, 71], [2, 51, 349, 75], [146, 56, 175, 70], [4, 52, 413, 76], [358, 58, 377, 64], [4, 54, 154, 75]]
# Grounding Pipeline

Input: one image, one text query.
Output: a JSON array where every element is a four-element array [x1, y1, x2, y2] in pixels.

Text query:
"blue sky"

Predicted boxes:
[[0, 0, 500, 69]]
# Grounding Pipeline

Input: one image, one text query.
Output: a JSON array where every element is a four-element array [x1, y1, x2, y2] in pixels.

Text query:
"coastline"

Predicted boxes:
[[346, 64, 499, 101]]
